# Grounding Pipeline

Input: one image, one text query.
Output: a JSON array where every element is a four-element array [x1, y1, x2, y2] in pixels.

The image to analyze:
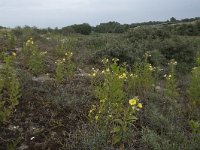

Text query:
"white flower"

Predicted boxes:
[[30, 137, 35, 140]]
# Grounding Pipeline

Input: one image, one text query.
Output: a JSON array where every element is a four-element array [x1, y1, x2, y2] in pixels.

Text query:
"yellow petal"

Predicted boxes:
[[129, 99, 136, 105], [137, 103, 143, 108]]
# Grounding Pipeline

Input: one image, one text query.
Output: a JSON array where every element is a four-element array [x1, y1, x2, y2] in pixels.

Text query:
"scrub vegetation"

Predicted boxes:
[[0, 17, 200, 149]]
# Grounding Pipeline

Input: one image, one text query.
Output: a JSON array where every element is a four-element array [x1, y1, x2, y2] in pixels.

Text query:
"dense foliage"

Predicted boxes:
[[70, 23, 92, 35]]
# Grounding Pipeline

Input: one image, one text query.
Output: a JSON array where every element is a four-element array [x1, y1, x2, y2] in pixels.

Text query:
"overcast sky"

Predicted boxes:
[[0, 0, 200, 28]]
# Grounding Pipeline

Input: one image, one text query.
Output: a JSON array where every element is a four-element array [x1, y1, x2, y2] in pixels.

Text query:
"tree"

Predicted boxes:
[[94, 22, 128, 33], [70, 23, 92, 35], [170, 17, 177, 22], [0, 26, 4, 29]]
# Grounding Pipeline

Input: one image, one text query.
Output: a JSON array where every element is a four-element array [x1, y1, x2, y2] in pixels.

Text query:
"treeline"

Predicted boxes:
[[93, 17, 200, 34], [0, 26, 6, 29], [1, 17, 200, 36]]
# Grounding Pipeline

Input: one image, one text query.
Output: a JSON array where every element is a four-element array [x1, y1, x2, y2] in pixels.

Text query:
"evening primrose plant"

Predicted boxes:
[[164, 59, 179, 99], [55, 59, 65, 84], [56, 41, 67, 56], [7, 32, 16, 50], [28, 50, 46, 75], [22, 38, 35, 63], [128, 53, 154, 96], [64, 52, 75, 79], [188, 56, 200, 106], [56, 40, 74, 56], [22, 38, 46, 75], [55, 51, 75, 84], [89, 58, 142, 147], [1, 53, 16, 88], [0, 53, 20, 123]]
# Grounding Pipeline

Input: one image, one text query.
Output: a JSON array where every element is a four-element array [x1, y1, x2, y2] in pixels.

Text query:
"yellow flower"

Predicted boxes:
[[112, 58, 119, 62], [130, 73, 138, 78], [40, 51, 47, 55], [12, 52, 16, 56], [100, 99, 106, 103], [102, 58, 109, 64], [101, 70, 105, 74], [149, 64, 153, 71], [89, 105, 96, 114], [119, 73, 127, 79], [122, 73, 126, 77], [173, 61, 177, 65], [106, 68, 110, 72], [95, 115, 99, 120], [129, 99, 137, 105], [137, 103, 143, 108], [92, 73, 96, 77]]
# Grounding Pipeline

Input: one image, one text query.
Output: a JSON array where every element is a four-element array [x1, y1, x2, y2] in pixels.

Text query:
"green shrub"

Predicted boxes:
[[160, 37, 196, 72], [93, 43, 140, 66], [126, 26, 171, 42], [174, 21, 200, 36], [93, 29, 196, 74], [189, 120, 200, 133], [141, 92, 199, 150]]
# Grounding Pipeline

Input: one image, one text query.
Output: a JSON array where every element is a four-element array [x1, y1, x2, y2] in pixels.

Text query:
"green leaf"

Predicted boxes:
[[114, 119, 123, 125], [111, 126, 121, 133], [112, 135, 121, 145], [127, 115, 137, 121]]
